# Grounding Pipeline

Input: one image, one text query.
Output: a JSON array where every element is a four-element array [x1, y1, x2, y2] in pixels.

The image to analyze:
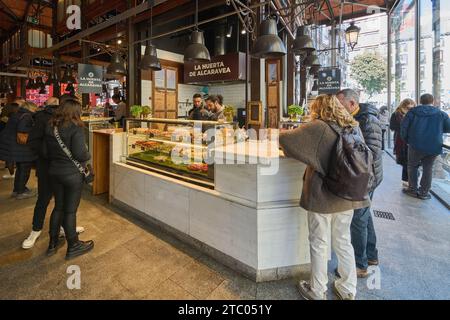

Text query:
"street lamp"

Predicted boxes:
[[345, 22, 360, 51]]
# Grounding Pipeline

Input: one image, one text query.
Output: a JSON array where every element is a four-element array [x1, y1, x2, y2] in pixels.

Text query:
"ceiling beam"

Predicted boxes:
[[0, 0, 20, 22], [41, 0, 168, 54]]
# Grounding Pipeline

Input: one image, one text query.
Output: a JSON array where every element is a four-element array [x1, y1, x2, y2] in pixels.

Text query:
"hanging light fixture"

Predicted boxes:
[[251, 13, 287, 59], [184, 0, 211, 63], [345, 4, 360, 51], [292, 26, 315, 56], [140, 3, 161, 71], [61, 65, 76, 84], [309, 65, 320, 75], [345, 22, 360, 51], [45, 72, 53, 86], [304, 53, 321, 67], [65, 83, 75, 93], [107, 52, 127, 76]]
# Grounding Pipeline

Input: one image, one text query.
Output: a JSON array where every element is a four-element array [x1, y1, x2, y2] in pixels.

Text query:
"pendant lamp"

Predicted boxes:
[[184, 0, 210, 63], [62, 65, 76, 84], [107, 52, 127, 76], [304, 53, 321, 67], [292, 26, 315, 56], [251, 18, 287, 59], [140, 3, 161, 70]]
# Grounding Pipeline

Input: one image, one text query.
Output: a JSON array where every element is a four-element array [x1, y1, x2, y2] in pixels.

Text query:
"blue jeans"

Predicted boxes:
[[351, 191, 378, 270]]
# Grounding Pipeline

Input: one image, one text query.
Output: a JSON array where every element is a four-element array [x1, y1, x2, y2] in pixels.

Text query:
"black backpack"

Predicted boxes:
[[324, 121, 374, 201]]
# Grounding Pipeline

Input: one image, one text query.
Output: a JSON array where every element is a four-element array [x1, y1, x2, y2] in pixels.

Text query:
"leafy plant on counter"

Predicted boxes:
[[288, 104, 304, 117], [223, 105, 236, 122], [130, 105, 143, 118], [141, 105, 151, 117]]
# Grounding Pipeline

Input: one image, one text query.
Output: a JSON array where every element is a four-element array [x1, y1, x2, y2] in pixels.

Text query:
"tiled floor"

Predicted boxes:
[[0, 154, 449, 300]]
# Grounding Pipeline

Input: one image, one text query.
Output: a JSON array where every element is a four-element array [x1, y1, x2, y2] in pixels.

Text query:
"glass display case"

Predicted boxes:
[[125, 118, 238, 188]]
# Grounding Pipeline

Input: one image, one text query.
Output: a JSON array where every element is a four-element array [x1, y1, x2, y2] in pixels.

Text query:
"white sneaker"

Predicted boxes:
[[2, 173, 15, 179], [333, 282, 355, 300], [22, 230, 42, 249], [59, 226, 85, 237], [297, 280, 327, 300], [402, 181, 409, 187]]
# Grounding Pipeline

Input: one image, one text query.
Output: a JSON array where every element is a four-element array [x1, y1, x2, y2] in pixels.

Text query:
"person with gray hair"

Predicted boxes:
[[337, 88, 383, 278]]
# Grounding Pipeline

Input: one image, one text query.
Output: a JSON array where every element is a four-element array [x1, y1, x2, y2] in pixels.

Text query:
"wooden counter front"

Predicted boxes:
[[92, 129, 123, 195]]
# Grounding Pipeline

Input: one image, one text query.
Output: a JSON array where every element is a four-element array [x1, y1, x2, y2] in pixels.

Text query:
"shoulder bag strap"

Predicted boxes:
[[53, 126, 88, 177]]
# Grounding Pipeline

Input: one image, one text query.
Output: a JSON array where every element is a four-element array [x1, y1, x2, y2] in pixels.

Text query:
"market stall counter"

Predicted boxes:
[[107, 121, 312, 282]]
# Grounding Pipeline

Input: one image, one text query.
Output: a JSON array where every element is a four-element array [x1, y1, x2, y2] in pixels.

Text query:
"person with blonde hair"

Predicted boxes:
[[0, 100, 38, 199], [280, 94, 370, 300], [390, 98, 416, 186]]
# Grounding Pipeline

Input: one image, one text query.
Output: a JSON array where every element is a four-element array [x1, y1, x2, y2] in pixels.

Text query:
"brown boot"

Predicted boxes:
[[368, 259, 379, 266], [357, 268, 369, 278]]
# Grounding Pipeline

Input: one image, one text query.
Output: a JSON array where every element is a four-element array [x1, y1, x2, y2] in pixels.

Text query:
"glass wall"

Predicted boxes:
[[390, 0, 450, 202], [390, 0, 416, 109]]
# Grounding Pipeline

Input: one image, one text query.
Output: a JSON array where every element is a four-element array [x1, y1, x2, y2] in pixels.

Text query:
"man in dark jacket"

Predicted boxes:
[[337, 89, 383, 278], [401, 93, 450, 200], [23, 97, 84, 249]]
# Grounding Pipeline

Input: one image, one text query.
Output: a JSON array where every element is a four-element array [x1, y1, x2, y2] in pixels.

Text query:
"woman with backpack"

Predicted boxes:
[[44, 99, 94, 259], [0, 101, 38, 199], [389, 98, 416, 186], [280, 94, 371, 300]]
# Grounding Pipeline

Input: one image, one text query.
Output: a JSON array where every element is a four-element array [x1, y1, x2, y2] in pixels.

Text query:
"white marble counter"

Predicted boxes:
[[108, 133, 311, 282]]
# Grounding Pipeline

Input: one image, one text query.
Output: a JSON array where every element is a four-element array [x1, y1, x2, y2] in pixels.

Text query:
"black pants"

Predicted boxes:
[[402, 164, 408, 182], [407, 146, 438, 195], [32, 159, 54, 231], [49, 173, 83, 240], [13, 162, 33, 194]]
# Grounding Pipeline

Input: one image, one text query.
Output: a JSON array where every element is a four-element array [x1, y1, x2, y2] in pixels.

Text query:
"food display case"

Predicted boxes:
[[125, 118, 238, 188]]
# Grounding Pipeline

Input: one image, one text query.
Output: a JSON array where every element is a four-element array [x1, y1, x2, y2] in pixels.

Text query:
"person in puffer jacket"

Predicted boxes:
[[337, 89, 382, 278], [401, 93, 450, 200]]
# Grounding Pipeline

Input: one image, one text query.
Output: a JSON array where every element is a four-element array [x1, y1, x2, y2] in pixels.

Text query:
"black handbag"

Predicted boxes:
[[53, 126, 95, 184]]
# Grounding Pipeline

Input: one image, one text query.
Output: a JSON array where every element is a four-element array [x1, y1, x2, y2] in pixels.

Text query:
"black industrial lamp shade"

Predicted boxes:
[[61, 66, 76, 84], [304, 53, 321, 67], [309, 65, 320, 75], [251, 18, 287, 59], [35, 76, 44, 87], [140, 43, 161, 71], [184, 30, 211, 63], [65, 83, 75, 93], [26, 78, 35, 90], [107, 53, 127, 76], [345, 22, 361, 50], [292, 26, 315, 55]]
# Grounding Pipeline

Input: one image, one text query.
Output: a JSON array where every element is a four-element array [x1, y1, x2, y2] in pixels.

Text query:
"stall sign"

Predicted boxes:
[[184, 52, 246, 84], [31, 58, 53, 67], [318, 68, 341, 95], [78, 63, 103, 94]]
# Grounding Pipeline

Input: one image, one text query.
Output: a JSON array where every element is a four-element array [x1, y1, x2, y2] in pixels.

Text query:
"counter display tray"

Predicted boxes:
[[127, 150, 214, 189]]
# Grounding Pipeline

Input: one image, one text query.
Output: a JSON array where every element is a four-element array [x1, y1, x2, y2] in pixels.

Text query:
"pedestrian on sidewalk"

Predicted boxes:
[[0, 101, 38, 199], [22, 97, 85, 249], [401, 93, 450, 200], [45, 99, 94, 259], [337, 89, 383, 278], [390, 98, 416, 187], [280, 94, 370, 300], [0, 102, 19, 180]]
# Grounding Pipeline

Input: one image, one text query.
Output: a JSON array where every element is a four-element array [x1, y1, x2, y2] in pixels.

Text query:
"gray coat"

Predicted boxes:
[[279, 120, 370, 214]]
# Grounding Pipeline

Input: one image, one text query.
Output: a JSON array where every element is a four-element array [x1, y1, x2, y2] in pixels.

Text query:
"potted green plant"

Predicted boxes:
[[141, 105, 151, 118], [223, 105, 236, 122], [130, 105, 143, 118], [288, 104, 304, 121]]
